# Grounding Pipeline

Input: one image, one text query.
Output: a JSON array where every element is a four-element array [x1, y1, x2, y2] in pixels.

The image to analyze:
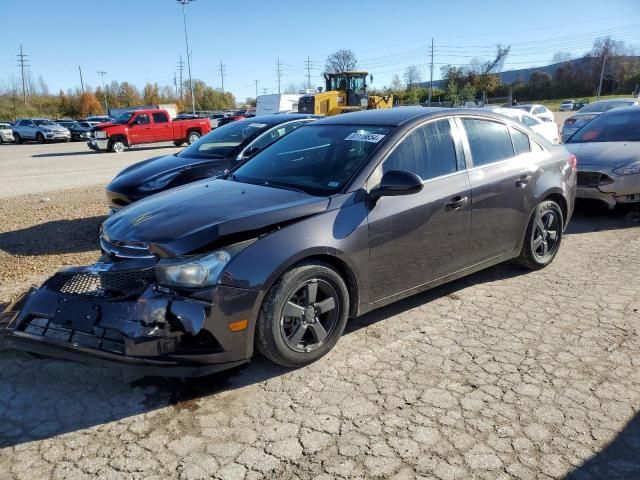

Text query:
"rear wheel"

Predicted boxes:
[[108, 138, 126, 153], [187, 131, 200, 145], [515, 200, 563, 270], [256, 262, 349, 368], [36, 132, 45, 144]]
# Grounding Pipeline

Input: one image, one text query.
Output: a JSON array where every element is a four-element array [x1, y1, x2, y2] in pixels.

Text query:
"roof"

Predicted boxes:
[[239, 114, 317, 125], [311, 107, 506, 127]]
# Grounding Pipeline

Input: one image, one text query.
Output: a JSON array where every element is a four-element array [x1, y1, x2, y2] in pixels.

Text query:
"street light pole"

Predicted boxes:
[[177, 0, 196, 114]]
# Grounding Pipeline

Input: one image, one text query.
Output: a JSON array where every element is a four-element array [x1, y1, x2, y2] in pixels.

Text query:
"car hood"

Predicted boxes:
[[108, 153, 232, 191], [102, 179, 330, 255], [565, 142, 640, 169]]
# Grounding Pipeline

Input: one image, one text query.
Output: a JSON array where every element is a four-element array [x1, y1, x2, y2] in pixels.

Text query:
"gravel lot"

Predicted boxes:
[[1, 181, 639, 479]]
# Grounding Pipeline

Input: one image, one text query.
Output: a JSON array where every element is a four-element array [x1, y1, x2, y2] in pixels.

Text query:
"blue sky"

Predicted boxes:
[[1, 0, 639, 101]]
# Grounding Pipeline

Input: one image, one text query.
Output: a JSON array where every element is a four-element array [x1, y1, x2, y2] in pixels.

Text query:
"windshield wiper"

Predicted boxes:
[[261, 181, 308, 195]]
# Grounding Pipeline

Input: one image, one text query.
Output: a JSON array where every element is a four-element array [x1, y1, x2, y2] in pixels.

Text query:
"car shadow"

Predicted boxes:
[[31, 144, 179, 158], [565, 412, 640, 479], [0, 216, 105, 256], [0, 260, 528, 449], [566, 200, 640, 235]]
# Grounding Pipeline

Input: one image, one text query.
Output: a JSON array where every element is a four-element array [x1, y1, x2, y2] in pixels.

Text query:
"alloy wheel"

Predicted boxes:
[[532, 210, 560, 260], [280, 279, 340, 353]]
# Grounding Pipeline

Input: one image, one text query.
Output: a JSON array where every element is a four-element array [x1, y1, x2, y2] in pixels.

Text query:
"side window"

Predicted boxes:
[[383, 120, 458, 180], [461, 118, 514, 167], [136, 114, 150, 125], [152, 112, 168, 123], [510, 127, 530, 155]]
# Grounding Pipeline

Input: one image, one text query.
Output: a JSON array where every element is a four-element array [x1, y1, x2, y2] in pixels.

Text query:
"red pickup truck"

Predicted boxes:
[[88, 109, 211, 153]]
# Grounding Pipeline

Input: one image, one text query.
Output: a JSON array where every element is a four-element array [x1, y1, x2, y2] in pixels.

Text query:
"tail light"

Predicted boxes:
[[568, 154, 577, 171]]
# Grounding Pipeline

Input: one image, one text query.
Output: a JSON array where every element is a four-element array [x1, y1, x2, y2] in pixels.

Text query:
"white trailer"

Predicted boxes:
[[256, 94, 303, 116]]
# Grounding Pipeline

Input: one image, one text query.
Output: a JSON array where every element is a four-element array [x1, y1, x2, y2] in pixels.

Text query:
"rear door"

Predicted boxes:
[[458, 117, 538, 264], [128, 113, 154, 145], [152, 111, 172, 142], [367, 118, 471, 301]]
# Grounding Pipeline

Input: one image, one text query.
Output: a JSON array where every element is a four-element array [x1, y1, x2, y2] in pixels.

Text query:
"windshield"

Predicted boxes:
[[568, 110, 640, 143], [178, 120, 270, 158], [34, 120, 55, 126], [326, 74, 366, 93], [114, 112, 134, 124], [579, 100, 635, 113], [232, 124, 392, 196]]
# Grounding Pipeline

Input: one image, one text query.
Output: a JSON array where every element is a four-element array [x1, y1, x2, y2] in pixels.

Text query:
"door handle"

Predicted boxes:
[[445, 195, 468, 210], [516, 175, 532, 188]]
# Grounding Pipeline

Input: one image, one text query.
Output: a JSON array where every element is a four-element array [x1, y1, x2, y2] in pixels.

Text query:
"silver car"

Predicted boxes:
[[12, 118, 71, 144], [0, 123, 14, 143], [565, 106, 640, 208], [561, 98, 640, 142]]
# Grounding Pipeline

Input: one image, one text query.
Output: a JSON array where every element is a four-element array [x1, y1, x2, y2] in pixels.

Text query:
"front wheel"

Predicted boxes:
[[108, 139, 126, 153], [256, 262, 349, 368], [187, 131, 200, 145], [14, 133, 22, 144], [36, 132, 45, 144], [173, 140, 185, 147], [515, 200, 563, 270]]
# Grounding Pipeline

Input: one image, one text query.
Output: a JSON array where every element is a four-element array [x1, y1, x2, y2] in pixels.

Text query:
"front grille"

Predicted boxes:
[[46, 269, 155, 301], [577, 171, 613, 187], [100, 237, 154, 259]]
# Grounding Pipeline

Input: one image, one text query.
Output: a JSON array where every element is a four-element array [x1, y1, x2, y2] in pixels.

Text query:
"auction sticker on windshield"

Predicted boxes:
[[344, 132, 386, 143]]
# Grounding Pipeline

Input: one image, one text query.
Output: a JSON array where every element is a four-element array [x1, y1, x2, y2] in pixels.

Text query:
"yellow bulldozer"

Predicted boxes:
[[298, 71, 393, 116]]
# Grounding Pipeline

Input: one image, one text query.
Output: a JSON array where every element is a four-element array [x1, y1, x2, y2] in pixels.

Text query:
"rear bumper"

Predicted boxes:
[[0, 265, 260, 378]]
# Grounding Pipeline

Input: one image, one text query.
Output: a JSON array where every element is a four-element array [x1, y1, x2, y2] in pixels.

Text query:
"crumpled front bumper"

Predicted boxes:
[[87, 138, 109, 151], [0, 263, 260, 377]]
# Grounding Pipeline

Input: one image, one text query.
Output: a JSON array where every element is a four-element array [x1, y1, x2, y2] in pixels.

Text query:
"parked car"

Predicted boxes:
[[85, 115, 114, 124], [559, 100, 574, 112], [512, 104, 555, 123], [12, 118, 70, 144], [55, 120, 91, 142], [0, 108, 576, 377], [106, 114, 317, 212], [208, 112, 229, 129], [561, 98, 640, 142], [217, 114, 245, 127], [0, 123, 15, 143], [88, 109, 211, 153], [485, 107, 560, 143], [564, 106, 640, 208]]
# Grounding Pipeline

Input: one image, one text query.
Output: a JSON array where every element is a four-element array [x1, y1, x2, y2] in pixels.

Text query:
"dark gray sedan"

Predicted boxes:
[[0, 108, 576, 377]]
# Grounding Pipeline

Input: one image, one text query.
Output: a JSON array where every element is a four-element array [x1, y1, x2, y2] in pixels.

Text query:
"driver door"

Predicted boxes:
[[367, 118, 471, 302], [128, 113, 153, 145]]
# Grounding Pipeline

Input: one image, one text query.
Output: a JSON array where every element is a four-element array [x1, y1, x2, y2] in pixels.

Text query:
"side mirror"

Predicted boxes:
[[371, 170, 423, 199]]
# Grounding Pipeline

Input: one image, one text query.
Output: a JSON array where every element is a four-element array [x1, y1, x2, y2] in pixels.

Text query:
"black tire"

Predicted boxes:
[[36, 132, 45, 144], [187, 131, 200, 145], [256, 262, 349, 368], [108, 138, 126, 153], [14, 133, 22, 144], [173, 140, 185, 147], [515, 200, 563, 270]]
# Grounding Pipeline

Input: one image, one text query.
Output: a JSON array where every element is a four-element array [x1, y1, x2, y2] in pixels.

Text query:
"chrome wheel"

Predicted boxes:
[[187, 132, 200, 144], [112, 141, 125, 153], [532, 210, 560, 260], [280, 279, 339, 353]]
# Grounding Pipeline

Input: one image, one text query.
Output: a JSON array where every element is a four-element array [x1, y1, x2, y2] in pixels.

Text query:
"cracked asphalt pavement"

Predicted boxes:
[[1, 185, 639, 480]]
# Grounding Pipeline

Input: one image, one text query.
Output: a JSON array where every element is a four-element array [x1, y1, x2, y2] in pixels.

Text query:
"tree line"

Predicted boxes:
[[0, 78, 237, 120]]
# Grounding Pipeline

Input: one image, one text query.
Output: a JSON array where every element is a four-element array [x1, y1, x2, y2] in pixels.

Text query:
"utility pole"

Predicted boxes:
[[305, 56, 312, 90], [173, 72, 178, 97], [276, 57, 283, 94], [97, 70, 108, 114], [177, 0, 196, 114], [255, 80, 259, 98], [262, 88, 268, 95], [78, 66, 85, 93], [219, 60, 226, 92], [17, 45, 28, 104], [177, 56, 185, 101], [596, 45, 608, 100], [428, 38, 434, 105]]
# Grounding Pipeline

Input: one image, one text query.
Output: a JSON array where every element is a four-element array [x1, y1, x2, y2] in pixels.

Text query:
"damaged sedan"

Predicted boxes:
[[0, 108, 576, 377]]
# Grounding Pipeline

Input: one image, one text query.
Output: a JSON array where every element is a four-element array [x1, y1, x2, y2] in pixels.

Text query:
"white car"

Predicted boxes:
[[512, 104, 555, 123], [486, 107, 560, 144], [559, 100, 575, 112], [0, 123, 15, 143]]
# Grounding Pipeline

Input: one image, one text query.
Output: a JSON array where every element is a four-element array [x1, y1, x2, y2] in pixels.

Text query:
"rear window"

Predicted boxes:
[[462, 119, 514, 167], [510, 128, 531, 155]]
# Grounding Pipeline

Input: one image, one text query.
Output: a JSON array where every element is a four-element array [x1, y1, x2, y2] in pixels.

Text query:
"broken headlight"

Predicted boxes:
[[155, 250, 231, 288], [155, 239, 256, 288], [613, 161, 640, 176]]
